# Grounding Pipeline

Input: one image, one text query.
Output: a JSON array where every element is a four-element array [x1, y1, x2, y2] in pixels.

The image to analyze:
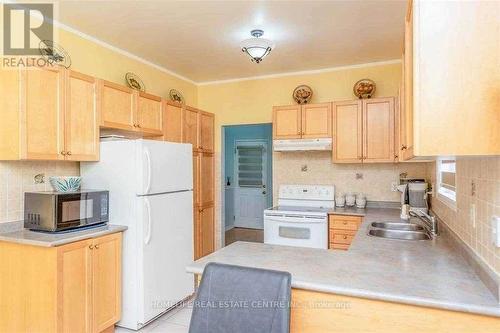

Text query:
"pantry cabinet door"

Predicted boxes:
[[20, 67, 65, 160], [199, 111, 214, 152], [57, 238, 93, 333], [199, 205, 214, 258], [273, 105, 302, 139], [301, 103, 332, 138], [200, 152, 214, 207], [362, 98, 395, 163], [99, 80, 135, 131], [65, 70, 99, 161], [164, 101, 183, 142], [332, 100, 362, 163], [183, 106, 199, 149], [137, 92, 163, 135], [92, 233, 122, 333]]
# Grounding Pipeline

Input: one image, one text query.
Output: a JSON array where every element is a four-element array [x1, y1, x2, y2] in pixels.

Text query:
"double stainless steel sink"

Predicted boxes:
[[367, 221, 432, 241]]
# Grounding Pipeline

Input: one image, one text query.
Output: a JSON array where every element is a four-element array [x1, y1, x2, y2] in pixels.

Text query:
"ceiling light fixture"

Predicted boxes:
[[240, 29, 274, 64]]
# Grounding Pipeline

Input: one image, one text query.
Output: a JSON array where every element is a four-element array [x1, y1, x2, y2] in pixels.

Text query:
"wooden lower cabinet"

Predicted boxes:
[[0, 232, 122, 333], [328, 215, 363, 250]]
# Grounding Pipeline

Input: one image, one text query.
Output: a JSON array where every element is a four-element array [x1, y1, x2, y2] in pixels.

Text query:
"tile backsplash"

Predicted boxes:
[[273, 151, 429, 203], [0, 161, 79, 223], [427, 157, 500, 275]]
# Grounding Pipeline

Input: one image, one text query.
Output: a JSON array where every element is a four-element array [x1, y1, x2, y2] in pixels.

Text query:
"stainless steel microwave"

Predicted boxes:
[[24, 190, 109, 232]]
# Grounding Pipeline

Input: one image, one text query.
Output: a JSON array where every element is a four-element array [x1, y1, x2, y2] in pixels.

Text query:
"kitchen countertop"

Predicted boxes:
[[186, 208, 500, 317], [0, 222, 127, 247]]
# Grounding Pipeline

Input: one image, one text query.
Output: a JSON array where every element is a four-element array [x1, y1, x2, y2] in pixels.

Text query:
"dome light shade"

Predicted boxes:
[[240, 29, 274, 63]]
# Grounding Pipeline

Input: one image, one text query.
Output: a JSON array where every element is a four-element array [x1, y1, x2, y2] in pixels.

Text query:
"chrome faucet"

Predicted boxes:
[[409, 211, 438, 237]]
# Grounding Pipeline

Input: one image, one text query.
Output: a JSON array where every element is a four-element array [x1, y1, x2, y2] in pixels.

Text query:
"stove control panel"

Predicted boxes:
[[278, 185, 335, 201]]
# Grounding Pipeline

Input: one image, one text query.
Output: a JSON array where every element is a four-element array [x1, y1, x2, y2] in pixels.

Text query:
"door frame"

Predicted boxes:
[[220, 124, 273, 247]]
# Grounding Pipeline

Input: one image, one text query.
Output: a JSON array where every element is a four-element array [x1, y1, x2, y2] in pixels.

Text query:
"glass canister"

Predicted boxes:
[[335, 193, 345, 207], [356, 193, 367, 208], [345, 193, 356, 207]]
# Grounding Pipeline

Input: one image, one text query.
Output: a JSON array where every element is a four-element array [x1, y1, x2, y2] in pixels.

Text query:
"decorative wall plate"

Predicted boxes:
[[125, 72, 145, 91], [353, 79, 376, 99], [169, 89, 185, 104], [292, 85, 313, 104]]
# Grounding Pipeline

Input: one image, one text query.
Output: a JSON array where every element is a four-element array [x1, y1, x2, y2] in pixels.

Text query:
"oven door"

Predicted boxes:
[[56, 191, 109, 230], [263, 214, 328, 249]]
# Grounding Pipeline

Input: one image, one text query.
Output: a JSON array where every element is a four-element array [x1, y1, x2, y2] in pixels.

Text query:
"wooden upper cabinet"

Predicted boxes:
[[58, 238, 93, 333], [92, 233, 122, 333], [273, 105, 301, 139], [65, 70, 99, 161], [301, 103, 332, 138], [137, 92, 162, 135], [363, 98, 395, 163], [164, 101, 183, 142], [401, 2, 415, 160], [22, 67, 65, 160], [200, 152, 214, 207], [332, 100, 362, 163], [183, 106, 199, 149], [99, 80, 135, 131], [199, 111, 214, 152]]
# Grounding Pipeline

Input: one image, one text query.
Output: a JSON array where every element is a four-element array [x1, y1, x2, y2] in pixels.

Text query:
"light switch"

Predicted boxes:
[[492, 216, 500, 248]]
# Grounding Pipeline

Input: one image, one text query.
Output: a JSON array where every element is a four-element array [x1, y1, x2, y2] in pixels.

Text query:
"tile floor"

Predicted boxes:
[[115, 305, 192, 333]]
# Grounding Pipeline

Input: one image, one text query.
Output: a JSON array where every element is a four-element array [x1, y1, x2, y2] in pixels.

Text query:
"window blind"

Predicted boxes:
[[237, 146, 264, 187]]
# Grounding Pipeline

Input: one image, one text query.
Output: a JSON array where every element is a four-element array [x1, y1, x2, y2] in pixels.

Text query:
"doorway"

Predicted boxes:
[[222, 124, 272, 246]]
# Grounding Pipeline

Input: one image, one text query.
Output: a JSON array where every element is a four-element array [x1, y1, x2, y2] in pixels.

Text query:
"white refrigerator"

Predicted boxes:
[[81, 139, 194, 330]]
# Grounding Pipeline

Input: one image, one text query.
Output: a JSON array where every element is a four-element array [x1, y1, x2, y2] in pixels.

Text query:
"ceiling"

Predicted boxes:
[[57, 0, 407, 83]]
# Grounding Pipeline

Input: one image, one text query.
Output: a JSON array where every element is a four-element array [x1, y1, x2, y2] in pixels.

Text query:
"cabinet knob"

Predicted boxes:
[[66, 151, 72, 156], [343, 221, 348, 225], [198, 208, 203, 213], [89, 244, 94, 250], [60, 151, 66, 155], [133, 124, 138, 127], [343, 235, 348, 240], [94, 245, 99, 249], [137, 124, 141, 128], [401, 145, 407, 150]]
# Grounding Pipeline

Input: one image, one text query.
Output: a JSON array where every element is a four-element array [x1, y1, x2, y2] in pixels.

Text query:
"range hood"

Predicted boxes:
[[273, 138, 332, 151]]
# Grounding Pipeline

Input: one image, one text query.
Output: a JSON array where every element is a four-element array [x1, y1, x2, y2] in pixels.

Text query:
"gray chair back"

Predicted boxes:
[[189, 262, 291, 333]]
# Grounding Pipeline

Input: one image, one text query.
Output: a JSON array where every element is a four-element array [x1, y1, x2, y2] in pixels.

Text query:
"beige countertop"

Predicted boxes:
[[0, 221, 127, 247], [187, 208, 500, 318]]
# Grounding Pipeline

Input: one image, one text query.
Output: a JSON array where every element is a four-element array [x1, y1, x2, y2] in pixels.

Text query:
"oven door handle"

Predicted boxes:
[[265, 216, 325, 223]]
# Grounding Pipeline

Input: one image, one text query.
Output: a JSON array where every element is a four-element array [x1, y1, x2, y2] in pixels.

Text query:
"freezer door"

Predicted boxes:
[[137, 191, 194, 325], [136, 140, 193, 195]]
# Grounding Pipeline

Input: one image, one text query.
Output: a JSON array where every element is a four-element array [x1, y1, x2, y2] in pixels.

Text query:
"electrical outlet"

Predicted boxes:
[[391, 182, 398, 192], [492, 216, 500, 247], [470, 203, 476, 228]]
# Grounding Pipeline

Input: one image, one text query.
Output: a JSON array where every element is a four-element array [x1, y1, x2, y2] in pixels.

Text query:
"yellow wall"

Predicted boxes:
[[197, 62, 401, 151], [57, 26, 198, 105]]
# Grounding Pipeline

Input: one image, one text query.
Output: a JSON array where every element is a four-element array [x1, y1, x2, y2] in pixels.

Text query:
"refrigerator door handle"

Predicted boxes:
[[144, 197, 152, 245], [144, 148, 152, 194]]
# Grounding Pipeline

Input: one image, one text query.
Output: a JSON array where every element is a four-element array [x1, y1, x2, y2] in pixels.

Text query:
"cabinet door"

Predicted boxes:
[[193, 151, 200, 207], [301, 103, 332, 138], [65, 70, 99, 161], [273, 105, 301, 139], [100, 80, 135, 131], [183, 106, 199, 149], [199, 111, 214, 152], [164, 101, 183, 142], [362, 98, 395, 163], [332, 100, 362, 163], [20, 67, 65, 160], [92, 233, 122, 333], [194, 207, 201, 260], [137, 92, 162, 135], [199, 205, 214, 258], [57, 238, 93, 333], [401, 4, 415, 160], [200, 152, 214, 207]]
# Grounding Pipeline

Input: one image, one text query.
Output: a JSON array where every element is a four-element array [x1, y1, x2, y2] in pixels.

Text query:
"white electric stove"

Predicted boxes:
[[264, 185, 335, 249]]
